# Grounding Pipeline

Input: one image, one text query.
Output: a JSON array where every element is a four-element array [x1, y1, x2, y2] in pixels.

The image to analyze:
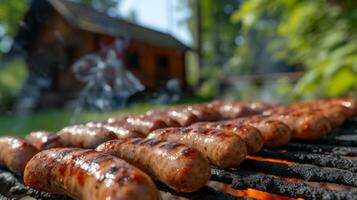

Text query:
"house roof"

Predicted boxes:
[[11, 0, 189, 56]]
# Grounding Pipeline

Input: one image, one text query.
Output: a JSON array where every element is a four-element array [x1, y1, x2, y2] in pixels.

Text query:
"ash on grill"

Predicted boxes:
[[1, 120, 357, 200]]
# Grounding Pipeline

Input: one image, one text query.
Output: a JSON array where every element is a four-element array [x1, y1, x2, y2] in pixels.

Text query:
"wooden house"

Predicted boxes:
[[11, 0, 188, 107]]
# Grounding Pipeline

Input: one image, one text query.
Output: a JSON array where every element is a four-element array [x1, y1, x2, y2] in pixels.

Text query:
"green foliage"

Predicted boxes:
[[0, 97, 208, 136], [182, 0, 242, 98], [0, 58, 27, 108], [0, 0, 27, 37], [232, 0, 357, 99], [0, 106, 149, 136]]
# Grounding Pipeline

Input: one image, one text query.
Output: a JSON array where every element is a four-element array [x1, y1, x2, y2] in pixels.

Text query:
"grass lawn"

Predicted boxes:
[[0, 96, 211, 136]]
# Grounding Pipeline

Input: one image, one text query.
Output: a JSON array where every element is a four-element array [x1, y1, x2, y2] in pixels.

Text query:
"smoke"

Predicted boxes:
[[71, 38, 144, 121]]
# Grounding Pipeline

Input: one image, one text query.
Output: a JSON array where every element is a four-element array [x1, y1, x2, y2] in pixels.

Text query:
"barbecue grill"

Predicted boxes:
[[1, 120, 357, 200]]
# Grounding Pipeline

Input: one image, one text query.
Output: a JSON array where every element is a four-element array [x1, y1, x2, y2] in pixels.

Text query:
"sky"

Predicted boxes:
[[118, 0, 192, 45]]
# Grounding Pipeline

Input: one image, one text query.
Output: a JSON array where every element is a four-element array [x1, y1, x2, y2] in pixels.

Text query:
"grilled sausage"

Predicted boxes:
[[108, 115, 167, 135], [319, 98, 357, 118], [238, 118, 292, 147], [0, 137, 38, 176], [24, 148, 159, 200], [181, 104, 219, 122], [246, 101, 278, 114], [145, 110, 182, 127], [191, 122, 264, 154], [26, 131, 64, 150], [148, 127, 247, 168], [264, 111, 331, 140], [86, 122, 145, 139], [57, 125, 118, 148], [97, 138, 211, 192], [147, 109, 197, 127], [209, 101, 254, 120], [302, 106, 346, 128]]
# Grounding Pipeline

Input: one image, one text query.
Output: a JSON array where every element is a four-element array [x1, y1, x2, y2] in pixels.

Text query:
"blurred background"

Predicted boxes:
[[0, 0, 356, 135]]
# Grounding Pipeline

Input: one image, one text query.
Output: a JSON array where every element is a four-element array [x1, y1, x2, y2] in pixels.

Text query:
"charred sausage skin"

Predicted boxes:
[[86, 122, 144, 139], [24, 148, 160, 200], [97, 138, 211, 192], [265, 104, 347, 128], [148, 127, 247, 168], [108, 115, 167, 135], [263, 111, 331, 140], [57, 125, 118, 149], [233, 117, 292, 147], [191, 122, 264, 154], [26, 131, 64, 150], [0, 137, 38, 176]]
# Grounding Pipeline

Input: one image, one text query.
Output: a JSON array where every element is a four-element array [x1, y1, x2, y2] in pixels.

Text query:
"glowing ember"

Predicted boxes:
[[223, 185, 304, 200], [246, 156, 296, 165]]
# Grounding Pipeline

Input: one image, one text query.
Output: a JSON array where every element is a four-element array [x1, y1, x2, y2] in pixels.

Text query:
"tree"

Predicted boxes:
[[181, 0, 243, 96], [231, 0, 357, 98]]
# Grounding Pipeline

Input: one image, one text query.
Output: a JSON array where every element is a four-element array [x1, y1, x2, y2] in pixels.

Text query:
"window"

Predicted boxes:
[[156, 55, 170, 82], [156, 55, 169, 69], [125, 51, 140, 69]]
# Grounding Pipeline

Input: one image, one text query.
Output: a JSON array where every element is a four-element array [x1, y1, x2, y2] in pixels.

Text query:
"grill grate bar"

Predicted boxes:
[[241, 159, 357, 187], [283, 142, 357, 156], [309, 137, 357, 147], [0, 168, 70, 200], [211, 167, 357, 200], [156, 182, 252, 200], [256, 149, 357, 173]]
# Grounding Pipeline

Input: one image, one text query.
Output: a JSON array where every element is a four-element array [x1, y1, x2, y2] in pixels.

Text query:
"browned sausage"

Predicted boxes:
[[25, 131, 64, 150], [24, 148, 159, 200], [209, 101, 254, 120], [179, 104, 219, 122], [191, 122, 264, 154], [265, 103, 347, 128], [145, 110, 182, 127], [147, 109, 197, 127], [264, 111, 331, 140], [57, 125, 118, 148], [246, 101, 278, 114], [148, 127, 247, 168], [97, 138, 211, 192], [0, 137, 38, 176], [86, 121, 145, 139], [317, 98, 357, 118], [108, 115, 168, 135], [238, 118, 292, 147]]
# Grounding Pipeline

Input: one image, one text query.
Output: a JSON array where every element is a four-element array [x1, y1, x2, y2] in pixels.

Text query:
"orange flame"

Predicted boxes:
[[246, 156, 296, 165]]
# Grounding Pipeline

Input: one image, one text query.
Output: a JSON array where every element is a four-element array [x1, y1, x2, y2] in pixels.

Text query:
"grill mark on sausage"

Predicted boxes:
[[41, 135, 63, 149], [133, 138, 162, 147], [159, 142, 180, 150], [180, 148, 195, 157], [56, 148, 79, 160], [114, 167, 136, 184], [71, 150, 96, 160], [179, 128, 191, 134], [192, 128, 210, 135], [91, 155, 114, 165], [145, 139, 162, 146], [130, 138, 143, 145], [95, 165, 121, 188]]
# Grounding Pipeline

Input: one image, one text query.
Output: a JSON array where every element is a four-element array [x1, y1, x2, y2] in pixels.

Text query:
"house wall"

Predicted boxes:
[[27, 10, 98, 102], [126, 39, 186, 89], [95, 34, 186, 90], [26, 8, 186, 107]]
